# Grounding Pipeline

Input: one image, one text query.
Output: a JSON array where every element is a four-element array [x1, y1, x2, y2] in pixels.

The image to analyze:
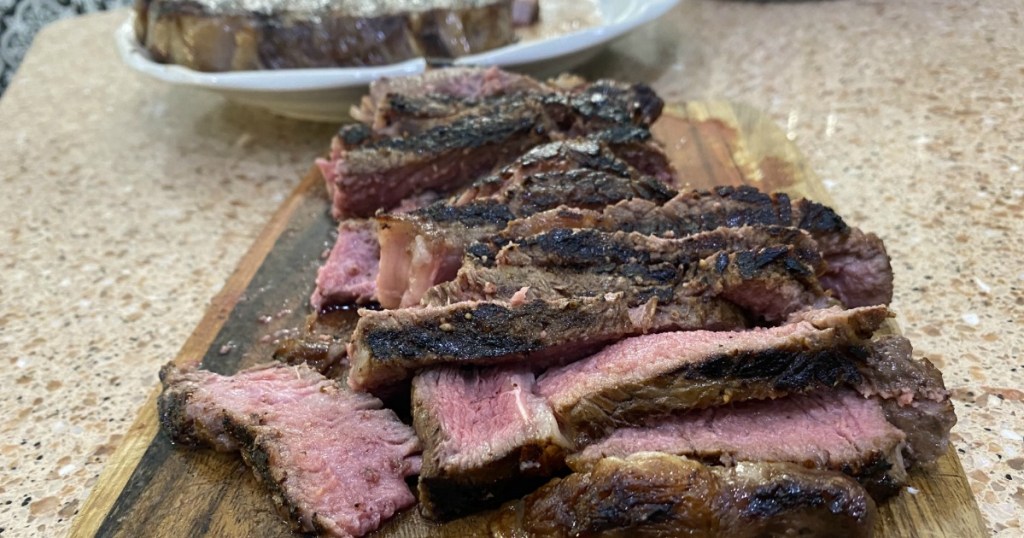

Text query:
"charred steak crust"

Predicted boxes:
[[490, 454, 876, 538]]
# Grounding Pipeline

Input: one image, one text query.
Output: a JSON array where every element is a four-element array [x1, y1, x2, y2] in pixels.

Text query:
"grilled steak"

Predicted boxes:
[[158, 363, 421, 537], [136, 0, 516, 72], [489, 453, 876, 538], [377, 132, 675, 308], [318, 72, 664, 219], [569, 390, 907, 499], [535, 306, 889, 445], [433, 226, 835, 323], [347, 295, 747, 395], [413, 366, 569, 520], [856, 335, 956, 465], [503, 185, 893, 307]]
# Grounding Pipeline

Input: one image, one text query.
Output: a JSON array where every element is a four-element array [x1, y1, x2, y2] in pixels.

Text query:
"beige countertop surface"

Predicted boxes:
[[1, 1, 1021, 536]]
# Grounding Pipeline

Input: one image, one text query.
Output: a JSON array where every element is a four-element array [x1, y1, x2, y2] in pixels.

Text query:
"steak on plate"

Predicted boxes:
[[135, 0, 516, 72], [158, 363, 421, 537]]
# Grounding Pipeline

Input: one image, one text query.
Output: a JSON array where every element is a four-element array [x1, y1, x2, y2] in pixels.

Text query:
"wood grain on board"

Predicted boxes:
[[70, 102, 987, 538]]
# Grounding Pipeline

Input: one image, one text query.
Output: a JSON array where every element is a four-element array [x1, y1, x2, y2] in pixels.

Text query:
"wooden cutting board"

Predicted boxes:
[[69, 102, 987, 538]]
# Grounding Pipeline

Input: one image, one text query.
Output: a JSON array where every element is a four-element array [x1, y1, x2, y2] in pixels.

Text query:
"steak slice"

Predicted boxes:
[[412, 366, 569, 520], [347, 295, 747, 395], [569, 390, 908, 499], [443, 226, 834, 322], [319, 73, 665, 219], [504, 185, 894, 307], [311, 219, 381, 309], [857, 335, 956, 465], [158, 363, 421, 538], [376, 132, 675, 308], [489, 453, 876, 538], [535, 305, 890, 445]]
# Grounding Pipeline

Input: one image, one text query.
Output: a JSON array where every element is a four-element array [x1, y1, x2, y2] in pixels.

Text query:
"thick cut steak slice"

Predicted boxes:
[[488, 453, 876, 538], [376, 133, 675, 308], [318, 72, 664, 219], [347, 295, 747, 395], [412, 367, 568, 520], [158, 364, 421, 538], [440, 227, 834, 323], [504, 185, 893, 307], [535, 306, 889, 445], [569, 390, 907, 499]]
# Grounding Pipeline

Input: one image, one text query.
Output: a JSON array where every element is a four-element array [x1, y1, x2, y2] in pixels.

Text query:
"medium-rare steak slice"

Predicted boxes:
[[569, 390, 908, 499], [502, 185, 894, 307], [442, 226, 834, 322], [535, 305, 889, 445], [158, 363, 421, 538], [488, 453, 876, 538], [347, 295, 747, 395], [412, 366, 569, 520], [376, 133, 675, 308], [311, 219, 381, 309]]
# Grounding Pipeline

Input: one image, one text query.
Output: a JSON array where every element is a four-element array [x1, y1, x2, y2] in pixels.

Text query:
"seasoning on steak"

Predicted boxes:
[[347, 294, 748, 396], [569, 390, 908, 499], [502, 185, 894, 307], [535, 305, 889, 445], [136, 0, 517, 72], [412, 366, 569, 520], [158, 363, 421, 537], [376, 132, 676, 308], [317, 70, 664, 219], [488, 453, 876, 538]]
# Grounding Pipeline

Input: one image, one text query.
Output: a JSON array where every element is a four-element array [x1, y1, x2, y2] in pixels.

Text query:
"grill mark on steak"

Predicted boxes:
[[535, 306, 889, 446], [158, 363, 421, 537], [318, 71, 665, 219], [375, 132, 675, 308], [502, 185, 893, 307], [487, 453, 876, 538], [412, 366, 569, 520], [568, 390, 908, 500], [446, 226, 834, 323], [347, 295, 748, 396]]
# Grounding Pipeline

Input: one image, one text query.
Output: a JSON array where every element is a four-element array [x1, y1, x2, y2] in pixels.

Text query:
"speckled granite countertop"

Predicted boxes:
[[0, 2, 1020, 536]]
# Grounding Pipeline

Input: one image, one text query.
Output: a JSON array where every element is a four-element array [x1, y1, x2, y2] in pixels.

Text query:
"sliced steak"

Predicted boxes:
[[413, 366, 568, 520], [489, 453, 876, 538], [535, 305, 889, 445], [444, 226, 834, 322], [158, 363, 421, 538], [318, 73, 664, 219], [351, 66, 546, 131], [347, 295, 747, 396], [857, 335, 956, 465], [569, 390, 907, 499], [311, 220, 381, 309], [377, 133, 675, 308], [504, 185, 893, 307]]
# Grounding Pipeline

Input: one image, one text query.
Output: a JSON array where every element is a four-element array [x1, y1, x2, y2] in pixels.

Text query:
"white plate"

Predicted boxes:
[[115, 0, 680, 122]]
